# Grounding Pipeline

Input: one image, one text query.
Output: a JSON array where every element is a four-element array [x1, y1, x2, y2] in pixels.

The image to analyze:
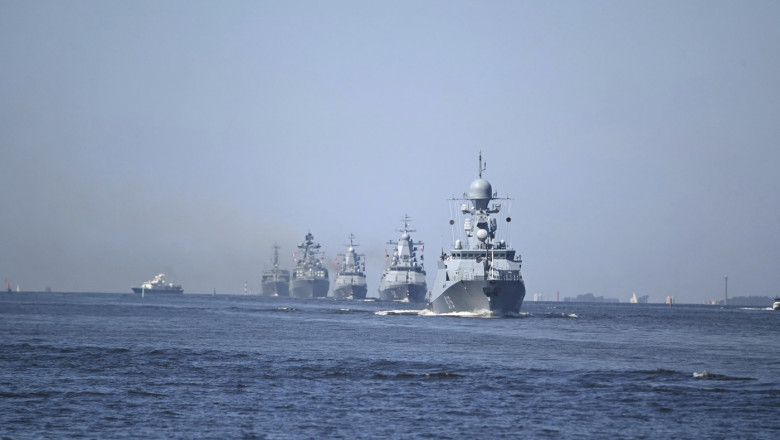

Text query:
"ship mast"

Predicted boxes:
[[272, 243, 280, 268], [478, 149, 486, 178]]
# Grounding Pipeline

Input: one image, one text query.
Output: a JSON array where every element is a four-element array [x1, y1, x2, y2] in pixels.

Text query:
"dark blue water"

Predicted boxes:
[[1, 293, 779, 439]]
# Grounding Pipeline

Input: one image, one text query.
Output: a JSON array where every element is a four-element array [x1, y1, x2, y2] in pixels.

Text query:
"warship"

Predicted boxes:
[[331, 234, 368, 300], [290, 232, 329, 298], [132, 273, 183, 295], [428, 152, 525, 314], [377, 215, 427, 302], [261, 244, 290, 296]]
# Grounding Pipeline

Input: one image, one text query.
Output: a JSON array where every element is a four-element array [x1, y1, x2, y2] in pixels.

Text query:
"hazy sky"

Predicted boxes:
[[2, 1, 779, 303]]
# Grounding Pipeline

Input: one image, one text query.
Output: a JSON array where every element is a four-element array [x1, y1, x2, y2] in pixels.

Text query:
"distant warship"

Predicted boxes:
[[331, 234, 368, 300], [132, 273, 183, 295], [261, 244, 290, 296], [290, 232, 329, 298], [377, 215, 427, 302], [428, 152, 525, 314]]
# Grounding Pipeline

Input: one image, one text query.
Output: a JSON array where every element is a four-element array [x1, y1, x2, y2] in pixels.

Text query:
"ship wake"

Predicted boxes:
[[374, 309, 530, 318]]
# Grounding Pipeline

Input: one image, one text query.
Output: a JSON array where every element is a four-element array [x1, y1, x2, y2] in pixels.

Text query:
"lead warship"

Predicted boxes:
[[331, 234, 368, 300], [377, 215, 427, 302], [261, 244, 290, 296], [428, 152, 525, 314], [290, 232, 329, 298]]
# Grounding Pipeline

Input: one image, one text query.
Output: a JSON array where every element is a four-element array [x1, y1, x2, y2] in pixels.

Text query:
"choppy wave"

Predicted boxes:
[[534, 312, 578, 319], [373, 371, 464, 380], [325, 307, 370, 315], [3, 292, 779, 440], [693, 371, 757, 381], [374, 309, 427, 316]]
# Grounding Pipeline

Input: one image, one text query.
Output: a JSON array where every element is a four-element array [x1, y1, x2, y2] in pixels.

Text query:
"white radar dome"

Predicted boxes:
[[469, 178, 492, 210], [469, 178, 492, 199]]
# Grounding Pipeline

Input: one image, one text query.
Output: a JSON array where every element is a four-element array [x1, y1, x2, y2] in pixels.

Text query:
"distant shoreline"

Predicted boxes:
[[3, 290, 775, 306]]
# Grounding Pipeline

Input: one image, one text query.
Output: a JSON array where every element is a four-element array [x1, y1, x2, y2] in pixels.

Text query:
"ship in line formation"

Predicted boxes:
[[331, 234, 367, 300], [133, 153, 527, 314], [289, 232, 330, 298], [259, 222, 425, 303], [261, 244, 289, 296], [377, 215, 427, 302]]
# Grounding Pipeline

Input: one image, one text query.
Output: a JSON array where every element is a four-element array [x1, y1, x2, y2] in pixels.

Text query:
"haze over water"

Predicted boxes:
[[2, 1, 780, 303]]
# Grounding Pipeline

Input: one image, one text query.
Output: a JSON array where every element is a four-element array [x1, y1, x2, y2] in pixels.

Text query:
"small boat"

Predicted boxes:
[[132, 274, 183, 294], [773, 297, 780, 310]]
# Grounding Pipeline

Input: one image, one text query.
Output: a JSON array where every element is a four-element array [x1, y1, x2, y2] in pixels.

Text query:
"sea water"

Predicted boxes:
[[1, 292, 778, 439]]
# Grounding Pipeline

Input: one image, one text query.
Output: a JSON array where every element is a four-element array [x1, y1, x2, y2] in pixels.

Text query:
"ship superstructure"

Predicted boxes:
[[261, 244, 290, 296], [331, 234, 368, 300], [377, 215, 427, 302], [290, 232, 329, 298], [428, 152, 525, 314]]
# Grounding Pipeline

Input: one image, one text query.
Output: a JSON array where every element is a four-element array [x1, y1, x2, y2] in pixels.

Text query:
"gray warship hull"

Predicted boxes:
[[261, 280, 289, 297], [332, 283, 368, 300], [429, 279, 525, 315], [378, 283, 427, 302], [262, 245, 290, 297], [290, 278, 329, 299]]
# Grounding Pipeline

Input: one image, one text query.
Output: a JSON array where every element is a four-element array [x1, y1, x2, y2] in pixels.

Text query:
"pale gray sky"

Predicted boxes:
[[2, 1, 779, 303]]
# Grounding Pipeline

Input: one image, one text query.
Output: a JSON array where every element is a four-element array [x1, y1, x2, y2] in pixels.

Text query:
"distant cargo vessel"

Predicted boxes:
[[428, 152, 525, 314], [132, 273, 183, 294], [262, 244, 290, 296], [377, 215, 427, 302], [290, 232, 329, 298], [331, 234, 367, 300]]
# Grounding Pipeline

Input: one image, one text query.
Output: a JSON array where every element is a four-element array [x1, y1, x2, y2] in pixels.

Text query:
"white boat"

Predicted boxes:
[[773, 297, 780, 310], [132, 274, 183, 294]]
